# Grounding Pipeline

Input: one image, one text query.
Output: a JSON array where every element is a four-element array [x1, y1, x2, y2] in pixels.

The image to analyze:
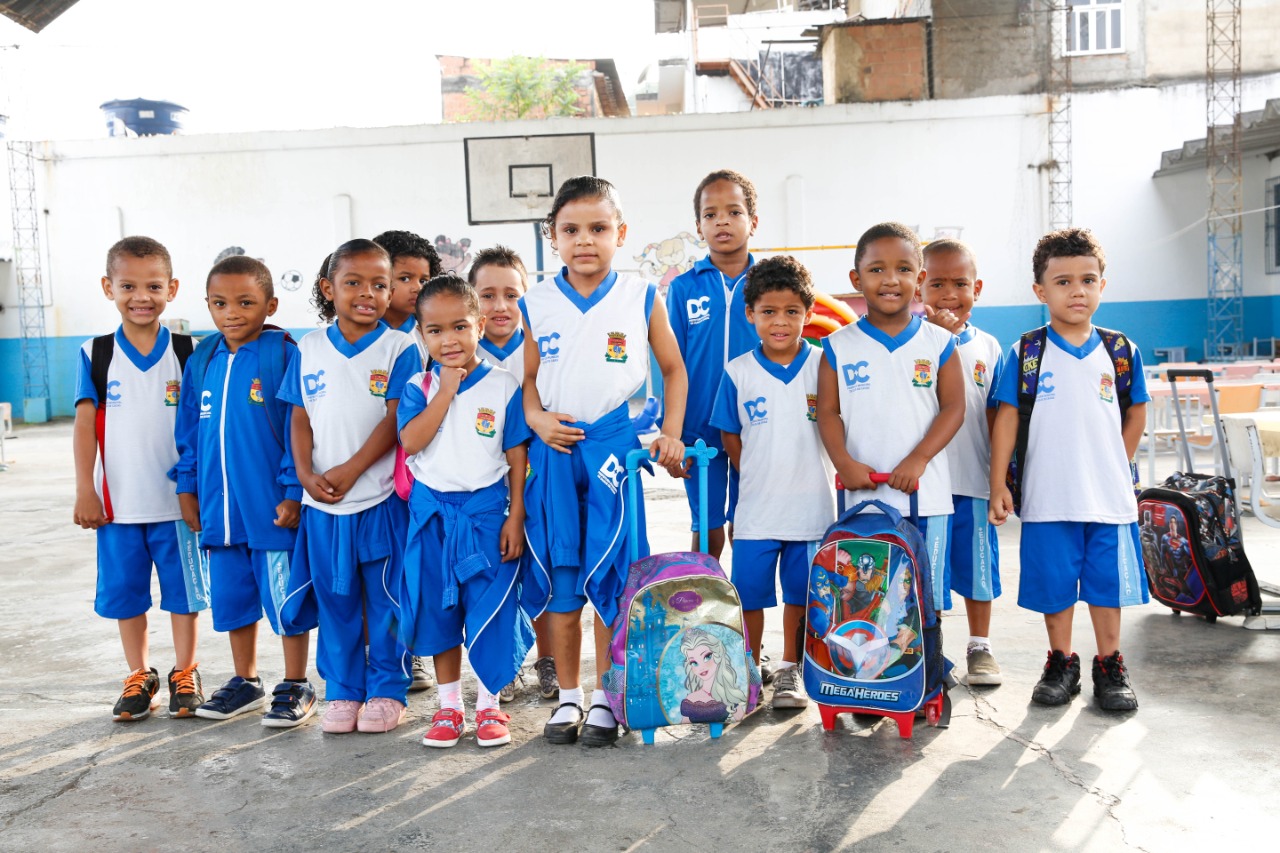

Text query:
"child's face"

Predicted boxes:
[[101, 254, 178, 330], [549, 196, 626, 283], [923, 249, 982, 319], [473, 264, 526, 344], [418, 293, 484, 370], [850, 237, 925, 322], [1033, 255, 1105, 331], [320, 252, 391, 333], [696, 179, 756, 259], [206, 273, 277, 350], [389, 256, 434, 320], [746, 288, 812, 362]]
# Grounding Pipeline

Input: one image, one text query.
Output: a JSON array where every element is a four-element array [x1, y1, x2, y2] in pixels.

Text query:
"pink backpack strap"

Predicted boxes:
[[393, 372, 434, 501]]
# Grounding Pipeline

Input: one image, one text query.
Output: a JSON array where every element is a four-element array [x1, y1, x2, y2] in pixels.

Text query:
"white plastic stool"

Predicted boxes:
[[0, 401, 11, 437]]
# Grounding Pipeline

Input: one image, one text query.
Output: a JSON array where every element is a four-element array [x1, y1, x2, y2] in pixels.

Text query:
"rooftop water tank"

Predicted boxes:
[[100, 98, 187, 137]]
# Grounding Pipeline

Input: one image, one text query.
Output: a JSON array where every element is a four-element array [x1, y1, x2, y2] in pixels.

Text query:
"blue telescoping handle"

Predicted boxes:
[[625, 439, 719, 561], [836, 472, 919, 525]]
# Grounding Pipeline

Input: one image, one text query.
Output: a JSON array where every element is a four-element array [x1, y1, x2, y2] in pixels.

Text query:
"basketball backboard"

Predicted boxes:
[[463, 133, 596, 225]]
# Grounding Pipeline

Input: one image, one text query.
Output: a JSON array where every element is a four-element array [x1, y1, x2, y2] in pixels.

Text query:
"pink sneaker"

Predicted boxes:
[[357, 697, 407, 733], [422, 708, 466, 748], [475, 708, 512, 748], [321, 699, 361, 733]]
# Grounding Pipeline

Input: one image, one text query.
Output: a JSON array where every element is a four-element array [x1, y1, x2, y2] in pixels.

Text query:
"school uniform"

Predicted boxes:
[[665, 255, 757, 531], [172, 332, 308, 634], [478, 328, 525, 377], [994, 326, 1151, 614], [520, 268, 654, 626], [709, 342, 834, 609], [397, 361, 534, 693], [277, 323, 419, 703], [944, 325, 1005, 607], [822, 316, 957, 612], [74, 326, 208, 620], [383, 315, 427, 366]]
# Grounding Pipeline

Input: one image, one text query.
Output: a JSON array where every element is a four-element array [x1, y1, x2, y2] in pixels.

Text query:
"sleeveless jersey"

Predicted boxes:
[[520, 270, 655, 424], [945, 325, 1005, 499], [822, 316, 957, 518]]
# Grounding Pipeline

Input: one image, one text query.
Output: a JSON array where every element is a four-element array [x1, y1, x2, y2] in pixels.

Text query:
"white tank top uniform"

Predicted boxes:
[[822, 316, 958, 518], [478, 328, 525, 378], [945, 325, 1005, 500]]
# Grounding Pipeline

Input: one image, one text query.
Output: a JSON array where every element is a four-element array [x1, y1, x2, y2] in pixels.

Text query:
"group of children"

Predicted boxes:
[[71, 169, 1149, 751]]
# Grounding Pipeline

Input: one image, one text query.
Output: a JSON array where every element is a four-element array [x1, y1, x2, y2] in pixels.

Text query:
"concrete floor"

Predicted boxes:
[[2, 421, 1279, 852]]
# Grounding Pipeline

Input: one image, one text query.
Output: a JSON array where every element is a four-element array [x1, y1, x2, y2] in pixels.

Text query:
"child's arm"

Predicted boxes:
[[720, 432, 742, 471], [321, 407, 398, 500], [647, 297, 688, 475], [888, 350, 965, 494], [274, 407, 301, 529], [399, 368, 464, 455], [291, 403, 339, 505], [501, 443, 527, 561], [522, 317, 585, 454], [172, 360, 201, 533], [988, 402, 1018, 525], [72, 400, 107, 529], [1122, 402, 1147, 462], [816, 357, 874, 491]]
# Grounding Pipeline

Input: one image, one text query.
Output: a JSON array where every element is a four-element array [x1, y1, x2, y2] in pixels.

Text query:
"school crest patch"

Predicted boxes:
[[973, 360, 987, 388], [605, 332, 628, 363], [1099, 373, 1115, 403], [249, 378, 265, 406], [912, 359, 934, 388], [476, 407, 497, 438], [369, 369, 389, 398], [164, 380, 181, 406], [806, 394, 818, 422]]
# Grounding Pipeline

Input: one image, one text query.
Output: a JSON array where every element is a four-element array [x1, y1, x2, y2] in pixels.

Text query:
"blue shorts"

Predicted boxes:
[[682, 449, 730, 532], [546, 564, 588, 614], [1019, 521, 1148, 614], [207, 544, 296, 635], [95, 521, 209, 620], [948, 496, 1001, 603], [912, 515, 952, 614], [731, 539, 817, 610]]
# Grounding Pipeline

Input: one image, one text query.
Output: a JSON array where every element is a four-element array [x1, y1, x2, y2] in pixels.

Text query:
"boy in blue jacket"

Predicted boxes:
[[173, 255, 319, 727]]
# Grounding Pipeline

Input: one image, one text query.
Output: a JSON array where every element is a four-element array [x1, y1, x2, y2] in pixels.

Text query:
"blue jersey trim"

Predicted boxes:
[[821, 336, 838, 372], [955, 325, 977, 345], [115, 325, 172, 373], [644, 281, 657, 323], [457, 360, 493, 395], [381, 315, 416, 334], [553, 267, 619, 314], [856, 314, 922, 353], [939, 336, 957, 367], [1046, 326, 1102, 359], [479, 328, 524, 363], [750, 342, 812, 385], [325, 322, 388, 358]]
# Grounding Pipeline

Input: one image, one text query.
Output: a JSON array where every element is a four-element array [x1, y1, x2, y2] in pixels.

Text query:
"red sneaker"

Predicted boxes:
[[475, 708, 512, 748], [422, 708, 466, 748]]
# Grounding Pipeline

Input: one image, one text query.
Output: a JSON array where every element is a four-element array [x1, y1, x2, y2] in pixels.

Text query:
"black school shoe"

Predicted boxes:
[[580, 704, 620, 748], [1031, 650, 1081, 706], [1092, 652, 1139, 712], [543, 702, 585, 744]]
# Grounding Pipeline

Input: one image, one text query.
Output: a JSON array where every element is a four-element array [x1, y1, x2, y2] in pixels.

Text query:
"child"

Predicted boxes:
[[921, 240, 1006, 686], [816, 222, 965, 623], [521, 176, 688, 747], [709, 255, 834, 710], [666, 169, 760, 560], [989, 227, 1149, 712], [72, 236, 209, 721], [398, 274, 535, 748], [470, 245, 559, 703], [172, 255, 318, 727], [280, 239, 420, 733]]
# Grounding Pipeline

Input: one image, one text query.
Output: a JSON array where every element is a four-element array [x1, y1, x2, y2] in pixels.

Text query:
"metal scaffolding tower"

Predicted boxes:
[[1205, 0, 1244, 359], [1046, 1, 1073, 230], [8, 140, 50, 416]]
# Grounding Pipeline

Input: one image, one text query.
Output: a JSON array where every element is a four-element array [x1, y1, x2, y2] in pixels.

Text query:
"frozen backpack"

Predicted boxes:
[[601, 441, 763, 744]]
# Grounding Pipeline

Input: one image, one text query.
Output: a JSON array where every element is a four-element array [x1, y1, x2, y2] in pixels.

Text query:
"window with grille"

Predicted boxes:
[[1066, 0, 1125, 56], [1266, 176, 1280, 275]]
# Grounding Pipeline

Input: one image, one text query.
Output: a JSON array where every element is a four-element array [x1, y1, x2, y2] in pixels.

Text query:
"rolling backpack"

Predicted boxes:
[[600, 440, 763, 744], [804, 475, 953, 739]]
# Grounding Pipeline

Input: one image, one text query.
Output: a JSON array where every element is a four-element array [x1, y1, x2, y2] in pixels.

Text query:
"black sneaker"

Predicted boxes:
[[195, 675, 267, 720], [167, 663, 204, 718], [112, 667, 160, 722], [262, 680, 317, 728], [1031, 650, 1081, 706], [1092, 652, 1139, 712]]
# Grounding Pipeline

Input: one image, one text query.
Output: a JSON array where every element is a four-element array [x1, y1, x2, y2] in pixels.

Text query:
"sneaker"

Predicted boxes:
[[167, 663, 204, 718], [1092, 652, 1139, 712], [772, 667, 809, 709], [422, 708, 466, 748], [262, 681, 317, 728], [1031, 650, 1082, 706], [499, 673, 521, 703], [533, 656, 559, 700], [321, 699, 362, 734], [195, 675, 266, 720], [410, 656, 435, 691], [475, 708, 512, 747], [759, 655, 776, 686], [357, 697, 407, 733], [112, 667, 160, 722], [966, 644, 1003, 687]]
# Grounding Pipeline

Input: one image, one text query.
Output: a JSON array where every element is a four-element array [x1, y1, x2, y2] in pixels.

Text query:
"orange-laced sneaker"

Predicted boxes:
[[112, 667, 161, 722], [168, 663, 204, 718]]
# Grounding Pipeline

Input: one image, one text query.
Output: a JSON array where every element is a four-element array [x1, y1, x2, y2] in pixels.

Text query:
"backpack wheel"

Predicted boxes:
[[1204, 614, 1217, 624], [708, 722, 724, 739], [1171, 609, 1181, 615]]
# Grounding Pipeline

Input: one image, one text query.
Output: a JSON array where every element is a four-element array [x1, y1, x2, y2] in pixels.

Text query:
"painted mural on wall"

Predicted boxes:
[[634, 231, 705, 298], [436, 234, 473, 276]]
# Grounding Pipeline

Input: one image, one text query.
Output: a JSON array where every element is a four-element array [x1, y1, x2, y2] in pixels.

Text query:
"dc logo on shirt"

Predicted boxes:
[[249, 379, 265, 406], [744, 397, 768, 425], [1037, 371, 1056, 400], [596, 453, 625, 494], [106, 380, 122, 407], [686, 296, 712, 325], [476, 407, 497, 438], [841, 361, 870, 391], [973, 360, 987, 388], [912, 360, 933, 388], [605, 332, 628, 364], [806, 394, 818, 422], [538, 333, 561, 363], [1099, 373, 1115, 403], [200, 390, 212, 419], [164, 380, 181, 407], [303, 371, 326, 399], [369, 369, 389, 398]]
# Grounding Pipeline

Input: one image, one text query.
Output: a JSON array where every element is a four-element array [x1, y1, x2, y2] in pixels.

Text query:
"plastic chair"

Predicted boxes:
[[1173, 384, 1263, 466]]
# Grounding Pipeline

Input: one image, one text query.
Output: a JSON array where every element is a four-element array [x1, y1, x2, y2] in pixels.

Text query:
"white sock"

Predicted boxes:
[[438, 680, 463, 713], [549, 686, 584, 725], [969, 636, 991, 652], [587, 689, 615, 727], [775, 661, 796, 671], [476, 682, 500, 712]]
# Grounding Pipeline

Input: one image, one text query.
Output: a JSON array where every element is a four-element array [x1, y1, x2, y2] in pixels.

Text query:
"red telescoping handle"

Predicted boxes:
[[835, 472, 890, 490]]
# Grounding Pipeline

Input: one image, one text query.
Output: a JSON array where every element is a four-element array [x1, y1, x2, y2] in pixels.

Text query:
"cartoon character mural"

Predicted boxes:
[[676, 626, 749, 724], [436, 234, 473, 276], [634, 231, 704, 298]]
